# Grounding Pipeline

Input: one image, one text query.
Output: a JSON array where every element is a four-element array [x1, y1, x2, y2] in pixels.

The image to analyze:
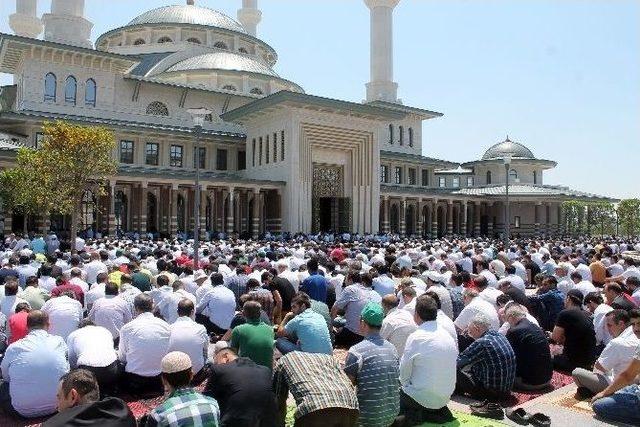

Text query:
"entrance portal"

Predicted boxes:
[[312, 164, 351, 233]]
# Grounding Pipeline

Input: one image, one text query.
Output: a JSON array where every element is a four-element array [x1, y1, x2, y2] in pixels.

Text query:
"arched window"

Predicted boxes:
[[213, 41, 228, 50], [44, 72, 56, 102], [388, 124, 394, 144], [186, 37, 201, 44], [157, 36, 173, 43], [399, 125, 404, 145], [64, 76, 77, 105], [221, 85, 237, 92], [408, 127, 414, 147], [486, 171, 492, 184], [238, 47, 248, 54], [204, 113, 213, 122], [509, 169, 518, 181], [533, 170, 538, 184], [250, 87, 264, 95], [84, 78, 96, 107], [146, 101, 169, 116], [133, 38, 146, 45]]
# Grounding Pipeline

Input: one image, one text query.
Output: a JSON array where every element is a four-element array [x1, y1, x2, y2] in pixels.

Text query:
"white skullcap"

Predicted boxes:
[[161, 351, 192, 374]]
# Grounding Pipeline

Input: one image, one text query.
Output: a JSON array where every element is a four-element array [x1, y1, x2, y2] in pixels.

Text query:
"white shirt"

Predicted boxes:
[[575, 280, 597, 297], [157, 290, 197, 324], [196, 285, 237, 329], [66, 325, 117, 368], [593, 304, 614, 346], [427, 285, 454, 319], [89, 295, 133, 339], [41, 295, 83, 340], [38, 276, 57, 293], [557, 277, 573, 295], [83, 260, 108, 285], [479, 287, 504, 309], [479, 270, 498, 288], [69, 277, 89, 293], [380, 308, 417, 355], [0, 295, 29, 318], [498, 314, 539, 335], [400, 320, 458, 409], [436, 310, 458, 345], [498, 274, 526, 292], [454, 297, 500, 332], [279, 270, 300, 292], [0, 330, 69, 417], [84, 283, 106, 311], [622, 266, 640, 280], [149, 285, 173, 306], [598, 326, 640, 382], [168, 317, 208, 373], [118, 312, 170, 377]]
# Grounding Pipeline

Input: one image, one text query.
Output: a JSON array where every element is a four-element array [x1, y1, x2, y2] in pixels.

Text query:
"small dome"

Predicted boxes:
[[482, 137, 536, 160], [165, 52, 279, 77], [128, 5, 246, 34]]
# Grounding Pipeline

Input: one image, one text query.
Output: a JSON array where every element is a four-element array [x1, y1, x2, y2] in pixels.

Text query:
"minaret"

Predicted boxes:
[[42, 0, 93, 48], [364, 0, 400, 103], [9, 0, 43, 39], [238, 0, 262, 37]]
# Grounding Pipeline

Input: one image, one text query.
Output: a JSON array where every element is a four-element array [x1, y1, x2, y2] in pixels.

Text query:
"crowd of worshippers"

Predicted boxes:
[[0, 233, 640, 426]]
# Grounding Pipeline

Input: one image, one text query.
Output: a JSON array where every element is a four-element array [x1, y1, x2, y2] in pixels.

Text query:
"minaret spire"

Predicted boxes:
[[238, 0, 261, 37]]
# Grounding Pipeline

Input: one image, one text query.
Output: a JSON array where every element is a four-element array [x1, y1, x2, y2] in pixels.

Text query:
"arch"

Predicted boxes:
[[157, 36, 173, 43], [44, 72, 57, 102], [64, 75, 77, 105], [221, 84, 237, 92], [80, 190, 97, 232], [406, 205, 416, 236], [486, 170, 492, 184], [177, 194, 186, 232], [186, 37, 201, 44], [509, 169, 518, 181], [147, 192, 157, 233], [422, 204, 431, 237], [114, 191, 128, 233], [213, 41, 228, 50], [84, 78, 96, 107], [533, 170, 538, 184], [249, 87, 264, 95], [133, 38, 146, 45], [146, 101, 169, 116], [437, 205, 447, 237], [238, 47, 248, 54], [390, 203, 400, 234]]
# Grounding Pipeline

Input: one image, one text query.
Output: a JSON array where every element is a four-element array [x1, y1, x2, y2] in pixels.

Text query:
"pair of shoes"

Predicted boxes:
[[505, 407, 551, 426], [470, 402, 504, 420], [469, 399, 489, 409]]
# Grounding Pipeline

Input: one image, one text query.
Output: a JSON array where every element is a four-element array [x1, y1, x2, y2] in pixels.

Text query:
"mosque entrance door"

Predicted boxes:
[[312, 164, 351, 233]]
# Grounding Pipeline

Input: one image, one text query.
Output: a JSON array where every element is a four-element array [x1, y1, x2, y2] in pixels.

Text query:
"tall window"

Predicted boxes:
[[193, 147, 206, 169], [509, 169, 518, 181], [252, 138, 256, 167], [238, 151, 246, 170], [408, 127, 414, 147], [408, 168, 416, 185], [486, 171, 492, 184], [533, 170, 538, 184], [65, 76, 77, 105], [439, 177, 446, 188], [216, 149, 228, 170], [394, 167, 402, 184], [514, 216, 521, 228], [145, 142, 159, 165], [452, 177, 460, 187], [265, 135, 270, 164], [273, 132, 278, 163], [280, 130, 285, 161], [388, 124, 394, 144], [250, 87, 264, 95], [399, 126, 404, 145], [170, 145, 183, 167], [44, 73, 56, 102], [467, 176, 474, 187], [380, 165, 389, 183], [421, 169, 429, 186], [258, 137, 263, 166], [84, 78, 96, 107], [119, 140, 134, 164]]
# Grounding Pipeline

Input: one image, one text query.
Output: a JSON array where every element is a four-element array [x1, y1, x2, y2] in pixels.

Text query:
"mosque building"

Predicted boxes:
[[0, 0, 613, 238]]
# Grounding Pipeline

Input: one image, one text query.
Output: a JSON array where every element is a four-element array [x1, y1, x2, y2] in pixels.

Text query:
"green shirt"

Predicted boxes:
[[19, 286, 49, 310], [131, 271, 151, 292], [231, 320, 274, 369]]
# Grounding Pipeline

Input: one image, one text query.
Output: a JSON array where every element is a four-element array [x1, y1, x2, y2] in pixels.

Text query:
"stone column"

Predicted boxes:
[[534, 202, 541, 235], [431, 200, 439, 237], [399, 198, 406, 235], [199, 189, 207, 237], [381, 196, 389, 233], [252, 189, 260, 239], [259, 191, 266, 233], [170, 186, 178, 236], [474, 202, 481, 236], [486, 202, 494, 236], [446, 201, 453, 235], [226, 188, 235, 234], [461, 201, 468, 236], [107, 182, 116, 236], [416, 200, 423, 236], [139, 183, 147, 234]]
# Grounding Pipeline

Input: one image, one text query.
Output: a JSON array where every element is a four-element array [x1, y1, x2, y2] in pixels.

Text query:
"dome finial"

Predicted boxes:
[[505, 134, 511, 142]]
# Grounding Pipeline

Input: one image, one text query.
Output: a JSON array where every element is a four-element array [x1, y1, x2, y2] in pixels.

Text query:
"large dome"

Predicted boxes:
[[482, 137, 536, 160], [165, 52, 279, 77], [127, 5, 247, 34]]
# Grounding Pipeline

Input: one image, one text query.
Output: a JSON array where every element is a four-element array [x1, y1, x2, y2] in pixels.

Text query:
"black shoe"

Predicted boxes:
[[469, 399, 489, 409], [575, 386, 595, 400], [471, 402, 504, 420], [505, 407, 531, 425]]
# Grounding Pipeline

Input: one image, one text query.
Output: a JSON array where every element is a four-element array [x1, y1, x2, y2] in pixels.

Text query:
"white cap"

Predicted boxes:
[[161, 351, 192, 374]]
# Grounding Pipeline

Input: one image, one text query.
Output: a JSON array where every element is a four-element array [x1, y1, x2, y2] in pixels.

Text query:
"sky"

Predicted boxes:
[[0, 0, 638, 199]]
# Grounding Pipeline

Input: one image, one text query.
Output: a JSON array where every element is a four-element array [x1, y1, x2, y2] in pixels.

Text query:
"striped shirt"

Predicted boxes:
[[457, 329, 516, 392], [344, 334, 400, 427], [273, 352, 358, 419]]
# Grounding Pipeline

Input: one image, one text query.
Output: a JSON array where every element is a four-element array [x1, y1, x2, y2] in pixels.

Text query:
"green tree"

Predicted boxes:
[[562, 200, 587, 235], [588, 201, 616, 237], [617, 199, 640, 237], [0, 121, 116, 246]]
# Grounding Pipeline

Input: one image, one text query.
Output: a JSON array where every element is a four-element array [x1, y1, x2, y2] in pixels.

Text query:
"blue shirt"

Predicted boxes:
[[372, 275, 396, 297], [457, 329, 516, 392], [528, 288, 564, 331], [344, 334, 400, 427], [0, 329, 69, 417], [300, 273, 328, 303], [285, 308, 332, 354]]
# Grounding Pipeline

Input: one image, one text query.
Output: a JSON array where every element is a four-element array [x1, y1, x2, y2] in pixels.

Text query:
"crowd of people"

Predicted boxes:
[[0, 231, 639, 426]]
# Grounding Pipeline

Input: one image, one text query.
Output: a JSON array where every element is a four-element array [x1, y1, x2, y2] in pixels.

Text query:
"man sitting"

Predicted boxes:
[[196, 273, 237, 336], [504, 304, 552, 391], [88, 281, 132, 343], [118, 293, 170, 396], [380, 294, 417, 355], [42, 369, 135, 426], [0, 310, 69, 418], [456, 313, 516, 401], [168, 299, 209, 380], [230, 301, 274, 369], [145, 352, 220, 426], [42, 290, 84, 340], [273, 351, 358, 427], [204, 343, 277, 427], [396, 295, 457, 425], [276, 292, 332, 355], [573, 309, 639, 397], [605, 283, 637, 312], [527, 276, 565, 331]]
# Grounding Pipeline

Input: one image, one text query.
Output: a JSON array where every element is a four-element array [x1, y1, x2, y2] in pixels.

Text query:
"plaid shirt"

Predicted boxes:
[[147, 387, 220, 427], [448, 286, 465, 319], [457, 330, 516, 392], [225, 274, 249, 305], [273, 352, 358, 419]]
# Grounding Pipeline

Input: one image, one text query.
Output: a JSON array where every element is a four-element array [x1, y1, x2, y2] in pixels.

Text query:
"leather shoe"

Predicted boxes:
[[471, 402, 504, 420], [505, 407, 530, 425]]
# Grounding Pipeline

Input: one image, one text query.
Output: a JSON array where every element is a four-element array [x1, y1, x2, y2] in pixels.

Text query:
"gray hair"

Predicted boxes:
[[469, 313, 492, 332], [504, 303, 527, 320]]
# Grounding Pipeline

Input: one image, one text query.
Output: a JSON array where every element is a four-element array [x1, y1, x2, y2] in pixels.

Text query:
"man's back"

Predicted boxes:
[[42, 296, 83, 340], [0, 330, 69, 417], [118, 312, 170, 377], [284, 308, 332, 354], [301, 273, 328, 303], [556, 308, 596, 366], [89, 296, 132, 339], [168, 317, 208, 373], [458, 330, 516, 392], [380, 308, 417, 355], [230, 321, 274, 369], [506, 319, 552, 385], [148, 387, 220, 426]]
